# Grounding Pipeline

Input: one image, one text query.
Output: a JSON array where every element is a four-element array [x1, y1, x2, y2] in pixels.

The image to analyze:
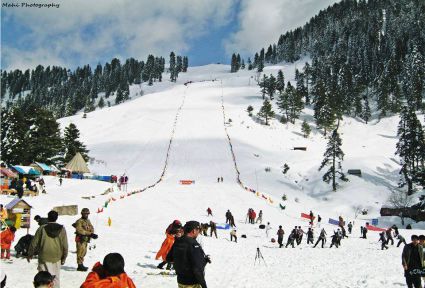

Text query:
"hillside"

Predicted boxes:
[[1, 61, 424, 287]]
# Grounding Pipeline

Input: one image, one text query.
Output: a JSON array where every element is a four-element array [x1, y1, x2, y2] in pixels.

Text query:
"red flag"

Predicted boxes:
[[301, 213, 315, 220], [366, 224, 386, 232]]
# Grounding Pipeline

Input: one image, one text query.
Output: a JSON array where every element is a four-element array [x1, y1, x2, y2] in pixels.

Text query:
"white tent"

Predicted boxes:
[[65, 153, 90, 173]]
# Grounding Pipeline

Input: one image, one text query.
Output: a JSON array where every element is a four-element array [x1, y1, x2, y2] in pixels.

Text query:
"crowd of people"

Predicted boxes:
[[0, 200, 421, 288]]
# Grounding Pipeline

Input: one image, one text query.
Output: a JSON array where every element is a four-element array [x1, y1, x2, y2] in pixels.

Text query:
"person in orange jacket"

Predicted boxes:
[[156, 220, 182, 269], [1, 226, 16, 259], [0, 204, 8, 221], [80, 253, 135, 288]]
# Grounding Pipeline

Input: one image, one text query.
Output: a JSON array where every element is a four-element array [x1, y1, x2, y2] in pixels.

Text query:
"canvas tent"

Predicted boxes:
[[11, 165, 41, 176], [31, 162, 55, 175], [1, 167, 18, 190], [65, 153, 90, 173]]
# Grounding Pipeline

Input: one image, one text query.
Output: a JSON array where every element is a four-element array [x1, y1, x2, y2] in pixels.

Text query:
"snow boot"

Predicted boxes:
[[157, 262, 165, 269], [77, 264, 88, 272], [1, 250, 4, 259], [5, 251, 10, 259]]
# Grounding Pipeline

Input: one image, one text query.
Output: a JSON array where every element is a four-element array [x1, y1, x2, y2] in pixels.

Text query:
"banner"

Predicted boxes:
[[301, 213, 315, 220], [328, 218, 339, 225], [366, 224, 386, 232]]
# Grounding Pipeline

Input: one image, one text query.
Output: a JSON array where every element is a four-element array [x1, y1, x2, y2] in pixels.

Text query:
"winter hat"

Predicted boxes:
[[173, 220, 182, 227], [183, 221, 201, 233]]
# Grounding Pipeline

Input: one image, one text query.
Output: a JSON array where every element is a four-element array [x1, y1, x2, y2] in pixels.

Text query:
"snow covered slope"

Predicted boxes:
[[1, 61, 423, 287]]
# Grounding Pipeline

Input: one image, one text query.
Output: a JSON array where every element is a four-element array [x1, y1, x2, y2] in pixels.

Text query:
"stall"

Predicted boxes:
[[0, 167, 18, 194], [5, 198, 32, 232]]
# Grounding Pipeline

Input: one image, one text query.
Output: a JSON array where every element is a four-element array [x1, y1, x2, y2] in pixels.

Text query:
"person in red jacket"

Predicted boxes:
[[1, 226, 16, 260], [206, 207, 212, 217], [80, 253, 135, 288]]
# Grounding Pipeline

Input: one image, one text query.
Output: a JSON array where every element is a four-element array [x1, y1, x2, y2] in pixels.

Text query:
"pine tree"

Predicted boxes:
[[257, 99, 275, 125], [319, 128, 348, 191], [115, 87, 123, 104], [0, 107, 29, 164], [182, 56, 189, 72], [276, 70, 285, 95], [169, 52, 177, 82], [295, 69, 308, 106], [277, 82, 291, 122], [28, 108, 63, 165], [361, 96, 371, 124], [98, 96, 105, 109], [301, 120, 311, 138], [176, 56, 183, 73], [230, 54, 237, 73], [63, 123, 89, 164], [266, 74, 276, 100], [247, 57, 253, 70]]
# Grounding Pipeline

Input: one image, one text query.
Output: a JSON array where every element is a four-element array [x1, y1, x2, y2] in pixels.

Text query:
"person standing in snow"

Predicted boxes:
[[317, 215, 322, 228], [307, 228, 314, 244], [167, 221, 209, 288], [220, 177, 223, 182], [362, 225, 368, 239], [379, 232, 389, 250], [285, 230, 296, 248], [58, 176, 63, 186], [329, 233, 340, 248], [314, 228, 327, 248], [1, 226, 16, 260], [277, 226, 285, 248], [348, 222, 353, 234], [156, 220, 182, 269], [386, 228, 394, 245], [230, 228, 237, 243], [27, 210, 68, 288], [225, 210, 231, 224], [296, 226, 305, 245], [74, 208, 96, 272], [209, 221, 217, 239], [402, 235, 423, 288], [393, 225, 400, 237], [256, 210, 263, 224], [265, 222, 272, 237], [206, 207, 213, 217]]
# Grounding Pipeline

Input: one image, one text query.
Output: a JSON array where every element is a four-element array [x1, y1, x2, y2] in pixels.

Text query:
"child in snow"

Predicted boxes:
[[1, 226, 16, 260]]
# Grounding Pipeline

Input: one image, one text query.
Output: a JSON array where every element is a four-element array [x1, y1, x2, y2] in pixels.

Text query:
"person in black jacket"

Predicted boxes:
[[167, 221, 209, 288], [402, 235, 423, 288]]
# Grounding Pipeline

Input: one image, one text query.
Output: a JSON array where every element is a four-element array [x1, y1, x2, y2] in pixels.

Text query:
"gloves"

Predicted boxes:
[[91, 233, 98, 239], [205, 255, 211, 264]]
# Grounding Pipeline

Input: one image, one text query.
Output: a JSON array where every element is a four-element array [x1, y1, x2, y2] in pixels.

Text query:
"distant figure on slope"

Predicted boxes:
[[309, 210, 314, 227], [58, 176, 63, 186], [209, 221, 217, 238], [314, 228, 327, 248], [397, 234, 407, 247], [392, 225, 399, 237], [317, 215, 322, 228], [329, 233, 340, 248], [277, 226, 284, 248], [348, 222, 353, 234], [256, 210, 263, 224], [362, 224, 368, 239], [285, 230, 296, 248], [307, 228, 314, 244], [296, 226, 305, 245], [207, 207, 213, 217], [225, 210, 232, 224], [220, 177, 223, 182], [217, 177, 220, 183], [266, 222, 272, 237], [386, 228, 394, 245], [379, 232, 389, 250], [230, 228, 237, 243]]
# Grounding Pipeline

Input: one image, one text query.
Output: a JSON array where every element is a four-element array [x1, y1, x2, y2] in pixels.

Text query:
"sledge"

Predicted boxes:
[[179, 180, 195, 185]]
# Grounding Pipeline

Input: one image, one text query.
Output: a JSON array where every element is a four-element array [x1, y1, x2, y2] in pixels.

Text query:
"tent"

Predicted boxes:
[[11, 165, 41, 176], [1, 167, 18, 190], [65, 153, 90, 173], [31, 162, 54, 175]]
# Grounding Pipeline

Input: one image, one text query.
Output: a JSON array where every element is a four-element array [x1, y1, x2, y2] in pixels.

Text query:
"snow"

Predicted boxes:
[[1, 61, 424, 287]]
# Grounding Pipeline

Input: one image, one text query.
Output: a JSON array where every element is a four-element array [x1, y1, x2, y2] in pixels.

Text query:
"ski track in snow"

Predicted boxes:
[[1, 62, 424, 287]]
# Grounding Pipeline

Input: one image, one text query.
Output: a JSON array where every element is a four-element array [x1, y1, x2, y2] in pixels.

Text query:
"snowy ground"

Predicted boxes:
[[1, 61, 424, 287]]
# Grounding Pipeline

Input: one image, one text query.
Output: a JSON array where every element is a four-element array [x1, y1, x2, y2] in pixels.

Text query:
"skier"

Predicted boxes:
[[307, 228, 314, 244], [256, 210, 263, 224], [1, 226, 16, 260], [209, 221, 217, 238], [206, 207, 213, 217], [396, 234, 407, 247], [348, 222, 353, 234], [314, 228, 327, 248], [277, 226, 285, 248], [386, 228, 394, 245], [379, 232, 389, 250], [265, 222, 272, 237]]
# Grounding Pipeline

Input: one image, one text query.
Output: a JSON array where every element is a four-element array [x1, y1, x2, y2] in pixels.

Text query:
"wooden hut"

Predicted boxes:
[[5, 198, 32, 231]]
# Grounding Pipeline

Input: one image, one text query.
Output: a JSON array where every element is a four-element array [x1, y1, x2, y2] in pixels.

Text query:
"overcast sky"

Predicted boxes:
[[1, 0, 339, 71]]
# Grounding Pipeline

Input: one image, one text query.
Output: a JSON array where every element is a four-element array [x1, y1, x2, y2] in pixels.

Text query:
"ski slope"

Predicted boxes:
[[1, 61, 424, 287]]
